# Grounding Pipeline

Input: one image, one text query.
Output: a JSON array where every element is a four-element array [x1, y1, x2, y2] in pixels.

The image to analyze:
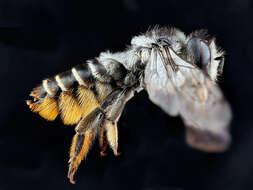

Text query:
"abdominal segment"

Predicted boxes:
[[26, 61, 114, 124]]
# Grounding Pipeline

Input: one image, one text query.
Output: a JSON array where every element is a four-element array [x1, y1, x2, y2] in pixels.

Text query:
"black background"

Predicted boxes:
[[0, 0, 252, 190]]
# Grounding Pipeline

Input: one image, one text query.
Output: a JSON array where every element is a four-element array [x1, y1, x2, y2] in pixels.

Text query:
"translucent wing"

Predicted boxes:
[[144, 48, 180, 116], [176, 77, 232, 152], [144, 47, 232, 152]]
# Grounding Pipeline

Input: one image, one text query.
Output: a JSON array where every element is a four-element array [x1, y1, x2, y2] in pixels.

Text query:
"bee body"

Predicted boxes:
[[29, 53, 142, 118], [26, 26, 231, 184]]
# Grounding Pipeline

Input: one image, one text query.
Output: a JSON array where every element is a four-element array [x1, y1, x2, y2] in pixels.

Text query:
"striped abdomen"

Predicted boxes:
[[27, 59, 119, 125]]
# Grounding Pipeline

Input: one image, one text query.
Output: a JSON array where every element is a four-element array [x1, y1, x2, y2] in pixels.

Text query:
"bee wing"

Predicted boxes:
[[144, 47, 232, 152], [177, 79, 232, 152], [144, 48, 180, 116]]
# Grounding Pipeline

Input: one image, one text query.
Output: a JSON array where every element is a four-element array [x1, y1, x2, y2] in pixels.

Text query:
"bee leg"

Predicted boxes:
[[75, 108, 105, 135], [99, 125, 108, 156], [68, 133, 89, 184], [68, 89, 133, 183], [101, 88, 133, 156], [68, 110, 105, 184]]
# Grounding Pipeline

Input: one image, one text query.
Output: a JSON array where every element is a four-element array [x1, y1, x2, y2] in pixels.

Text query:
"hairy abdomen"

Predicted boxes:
[[27, 60, 115, 125]]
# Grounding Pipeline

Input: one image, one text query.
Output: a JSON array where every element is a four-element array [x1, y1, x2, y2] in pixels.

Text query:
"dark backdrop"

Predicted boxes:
[[0, 0, 252, 190]]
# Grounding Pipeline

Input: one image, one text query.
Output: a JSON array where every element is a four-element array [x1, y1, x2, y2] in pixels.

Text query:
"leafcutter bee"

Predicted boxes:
[[26, 26, 232, 184]]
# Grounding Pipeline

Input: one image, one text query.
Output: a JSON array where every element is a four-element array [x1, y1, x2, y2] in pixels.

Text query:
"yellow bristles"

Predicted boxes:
[[27, 97, 59, 121], [68, 130, 95, 184], [68, 132, 92, 166], [99, 125, 108, 156], [77, 86, 99, 118], [73, 132, 91, 164], [59, 91, 82, 125], [69, 134, 78, 163]]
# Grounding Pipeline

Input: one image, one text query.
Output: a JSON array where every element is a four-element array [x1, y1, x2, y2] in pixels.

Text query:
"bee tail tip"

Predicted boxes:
[[26, 100, 33, 106]]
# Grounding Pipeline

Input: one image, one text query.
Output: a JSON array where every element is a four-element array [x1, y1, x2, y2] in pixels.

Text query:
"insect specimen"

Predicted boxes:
[[26, 26, 232, 184]]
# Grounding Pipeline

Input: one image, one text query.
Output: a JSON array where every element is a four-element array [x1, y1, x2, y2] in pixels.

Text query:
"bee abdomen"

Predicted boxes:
[[27, 60, 114, 124], [30, 62, 96, 99], [54, 63, 94, 93]]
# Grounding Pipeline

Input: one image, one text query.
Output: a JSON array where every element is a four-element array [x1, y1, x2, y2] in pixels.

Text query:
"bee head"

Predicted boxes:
[[131, 27, 186, 52], [131, 27, 187, 65], [131, 27, 225, 81]]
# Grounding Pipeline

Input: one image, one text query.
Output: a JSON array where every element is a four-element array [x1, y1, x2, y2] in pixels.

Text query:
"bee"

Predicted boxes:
[[26, 26, 232, 184]]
